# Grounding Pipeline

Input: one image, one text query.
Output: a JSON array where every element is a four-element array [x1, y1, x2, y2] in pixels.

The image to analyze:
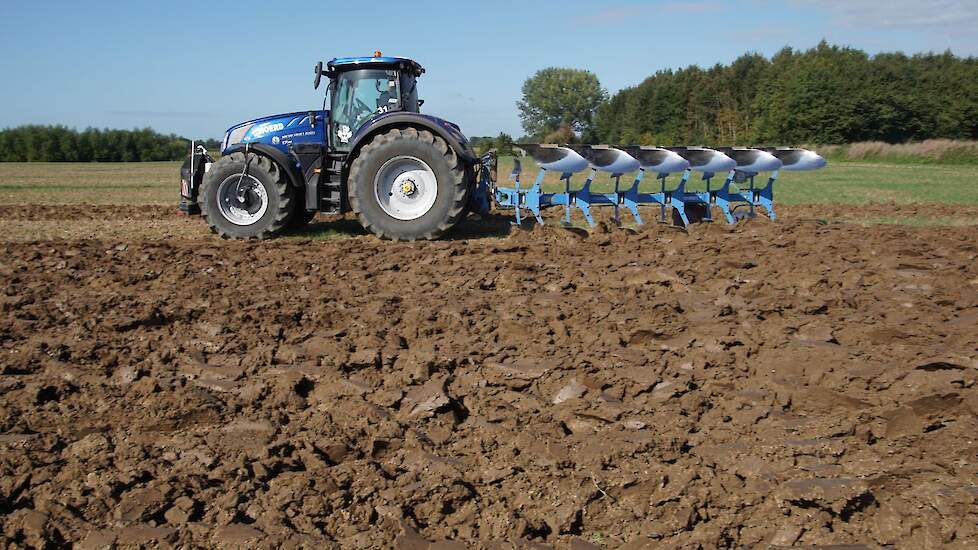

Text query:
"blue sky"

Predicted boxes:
[[1, 0, 976, 139]]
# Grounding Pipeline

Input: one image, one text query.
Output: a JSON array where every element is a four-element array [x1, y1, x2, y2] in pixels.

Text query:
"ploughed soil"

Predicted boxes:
[[1, 204, 977, 548]]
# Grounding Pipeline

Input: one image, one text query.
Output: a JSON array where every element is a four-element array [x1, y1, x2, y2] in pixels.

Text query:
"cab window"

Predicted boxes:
[[331, 69, 399, 150]]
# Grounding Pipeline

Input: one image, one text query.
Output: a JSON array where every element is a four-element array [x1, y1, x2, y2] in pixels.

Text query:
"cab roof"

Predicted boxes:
[[327, 56, 425, 76]]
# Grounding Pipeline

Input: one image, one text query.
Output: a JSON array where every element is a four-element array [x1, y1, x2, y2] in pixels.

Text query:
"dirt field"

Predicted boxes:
[[2, 204, 977, 548]]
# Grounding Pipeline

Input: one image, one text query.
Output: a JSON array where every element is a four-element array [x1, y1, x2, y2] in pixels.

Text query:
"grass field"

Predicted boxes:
[[0, 158, 975, 229], [0, 162, 180, 205], [2, 158, 976, 206]]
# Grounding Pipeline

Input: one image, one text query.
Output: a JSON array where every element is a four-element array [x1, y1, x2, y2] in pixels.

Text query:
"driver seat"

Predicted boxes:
[[377, 91, 394, 110]]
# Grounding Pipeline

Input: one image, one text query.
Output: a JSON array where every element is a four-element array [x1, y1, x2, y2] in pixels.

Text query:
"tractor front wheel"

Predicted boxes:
[[200, 152, 293, 239], [348, 128, 469, 241]]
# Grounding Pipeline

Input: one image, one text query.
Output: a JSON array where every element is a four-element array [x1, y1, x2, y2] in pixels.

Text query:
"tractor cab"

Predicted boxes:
[[316, 54, 425, 151]]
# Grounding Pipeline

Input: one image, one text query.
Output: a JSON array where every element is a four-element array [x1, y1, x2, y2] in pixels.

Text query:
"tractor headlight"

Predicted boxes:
[[224, 124, 253, 150]]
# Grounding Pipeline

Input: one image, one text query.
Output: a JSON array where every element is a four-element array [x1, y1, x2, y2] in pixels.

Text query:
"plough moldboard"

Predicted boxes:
[[491, 144, 827, 228]]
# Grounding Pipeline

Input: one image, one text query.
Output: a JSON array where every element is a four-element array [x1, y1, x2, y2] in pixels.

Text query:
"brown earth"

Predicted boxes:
[[1, 204, 977, 548]]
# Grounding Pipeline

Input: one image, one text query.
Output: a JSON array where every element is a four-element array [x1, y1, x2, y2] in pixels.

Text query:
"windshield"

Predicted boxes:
[[331, 69, 399, 150]]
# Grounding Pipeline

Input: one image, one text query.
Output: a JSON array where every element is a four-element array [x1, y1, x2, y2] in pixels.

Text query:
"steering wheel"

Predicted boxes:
[[353, 97, 373, 123]]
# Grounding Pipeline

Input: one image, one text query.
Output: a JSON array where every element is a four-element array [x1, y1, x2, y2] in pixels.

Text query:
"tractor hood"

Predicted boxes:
[[222, 111, 326, 154]]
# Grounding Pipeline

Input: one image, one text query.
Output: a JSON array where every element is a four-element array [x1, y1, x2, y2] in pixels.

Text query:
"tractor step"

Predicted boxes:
[[293, 145, 346, 215], [320, 153, 346, 214]]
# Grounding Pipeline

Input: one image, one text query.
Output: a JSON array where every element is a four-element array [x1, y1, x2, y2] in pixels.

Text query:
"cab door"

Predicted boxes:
[[330, 68, 400, 151]]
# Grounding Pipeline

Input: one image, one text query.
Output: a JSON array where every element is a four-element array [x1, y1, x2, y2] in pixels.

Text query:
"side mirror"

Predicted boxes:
[[313, 61, 324, 90]]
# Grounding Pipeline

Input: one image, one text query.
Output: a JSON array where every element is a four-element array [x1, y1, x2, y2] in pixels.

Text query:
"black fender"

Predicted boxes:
[[347, 112, 477, 166], [223, 143, 305, 189]]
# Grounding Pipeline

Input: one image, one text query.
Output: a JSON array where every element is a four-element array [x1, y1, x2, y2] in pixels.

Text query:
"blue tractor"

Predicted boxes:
[[180, 53, 492, 241]]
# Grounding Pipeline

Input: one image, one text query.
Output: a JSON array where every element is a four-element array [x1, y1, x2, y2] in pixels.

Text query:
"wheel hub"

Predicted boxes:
[[399, 179, 417, 196], [374, 156, 438, 221], [217, 174, 269, 225]]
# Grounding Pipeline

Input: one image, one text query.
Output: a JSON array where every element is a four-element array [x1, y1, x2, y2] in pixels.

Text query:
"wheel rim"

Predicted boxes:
[[374, 156, 438, 221], [217, 174, 268, 226]]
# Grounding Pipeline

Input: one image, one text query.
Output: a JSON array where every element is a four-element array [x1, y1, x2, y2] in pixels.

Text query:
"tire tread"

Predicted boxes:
[[199, 152, 293, 240], [348, 128, 470, 241]]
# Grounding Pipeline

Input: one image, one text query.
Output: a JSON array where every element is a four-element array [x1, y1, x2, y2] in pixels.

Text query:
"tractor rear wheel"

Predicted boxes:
[[200, 152, 293, 239], [348, 128, 469, 241]]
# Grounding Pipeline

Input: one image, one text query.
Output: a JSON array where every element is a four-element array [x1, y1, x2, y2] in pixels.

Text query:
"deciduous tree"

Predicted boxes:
[[518, 68, 607, 140]]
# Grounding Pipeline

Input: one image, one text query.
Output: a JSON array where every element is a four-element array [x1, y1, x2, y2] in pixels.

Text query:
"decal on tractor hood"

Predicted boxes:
[[247, 122, 285, 139], [221, 111, 326, 155]]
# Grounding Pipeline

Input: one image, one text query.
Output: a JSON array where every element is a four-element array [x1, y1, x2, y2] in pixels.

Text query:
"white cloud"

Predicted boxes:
[[801, 0, 978, 30]]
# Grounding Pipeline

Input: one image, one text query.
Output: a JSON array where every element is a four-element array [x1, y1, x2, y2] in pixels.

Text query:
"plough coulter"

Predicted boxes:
[[179, 53, 827, 240], [493, 144, 826, 229]]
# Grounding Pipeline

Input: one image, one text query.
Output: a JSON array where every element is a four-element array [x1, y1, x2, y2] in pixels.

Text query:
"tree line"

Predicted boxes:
[[0, 126, 215, 162], [469, 133, 516, 156], [520, 42, 978, 146]]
